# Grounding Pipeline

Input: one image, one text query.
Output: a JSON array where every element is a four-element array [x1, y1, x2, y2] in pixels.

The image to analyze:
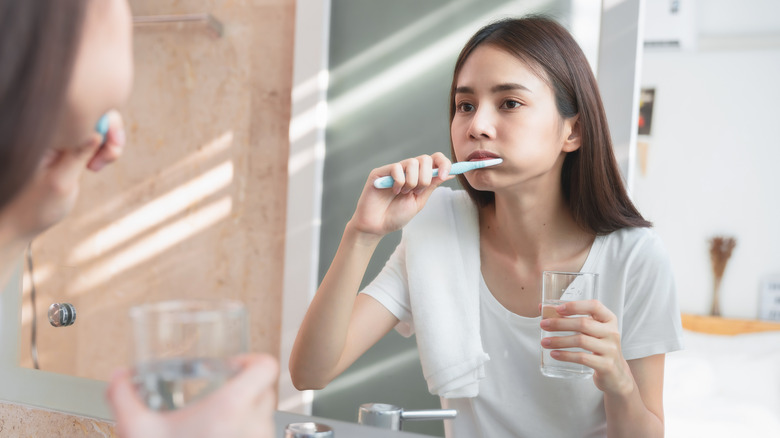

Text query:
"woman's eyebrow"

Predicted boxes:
[[492, 82, 531, 93], [454, 83, 531, 95]]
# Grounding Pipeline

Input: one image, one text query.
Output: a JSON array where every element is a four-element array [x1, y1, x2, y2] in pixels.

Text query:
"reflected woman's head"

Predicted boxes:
[[0, 0, 132, 221], [449, 16, 649, 233]]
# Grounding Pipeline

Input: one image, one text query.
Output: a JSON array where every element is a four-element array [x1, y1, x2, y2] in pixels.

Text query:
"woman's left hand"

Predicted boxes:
[[540, 300, 635, 396]]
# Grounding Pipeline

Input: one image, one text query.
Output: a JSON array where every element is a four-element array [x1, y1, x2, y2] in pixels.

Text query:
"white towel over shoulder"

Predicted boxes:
[[403, 188, 489, 398]]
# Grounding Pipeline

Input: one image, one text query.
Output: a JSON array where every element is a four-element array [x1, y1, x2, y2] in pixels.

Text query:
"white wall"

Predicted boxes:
[[633, 0, 780, 319]]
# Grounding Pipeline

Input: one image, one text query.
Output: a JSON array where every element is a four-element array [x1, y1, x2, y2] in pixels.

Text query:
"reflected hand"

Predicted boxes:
[[540, 300, 634, 396], [87, 109, 126, 171], [107, 354, 279, 438], [1, 110, 127, 239], [349, 152, 453, 239]]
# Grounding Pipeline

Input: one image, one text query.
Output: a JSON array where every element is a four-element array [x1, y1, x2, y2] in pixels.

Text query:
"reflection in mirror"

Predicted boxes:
[[307, 1, 610, 437], [287, 0, 780, 437]]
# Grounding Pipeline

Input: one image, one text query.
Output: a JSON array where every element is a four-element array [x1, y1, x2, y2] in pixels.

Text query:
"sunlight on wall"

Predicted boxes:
[[69, 161, 234, 266], [20, 131, 238, 329], [74, 131, 235, 230], [69, 195, 233, 294], [319, 348, 419, 398], [327, 1, 550, 125], [329, 0, 475, 82], [289, 98, 328, 174], [23, 131, 235, 291]]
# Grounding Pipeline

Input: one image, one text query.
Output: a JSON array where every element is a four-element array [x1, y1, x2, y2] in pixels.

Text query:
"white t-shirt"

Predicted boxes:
[[362, 192, 684, 438]]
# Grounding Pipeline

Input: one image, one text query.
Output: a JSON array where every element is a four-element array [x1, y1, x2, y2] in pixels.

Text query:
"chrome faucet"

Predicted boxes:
[[358, 403, 457, 431]]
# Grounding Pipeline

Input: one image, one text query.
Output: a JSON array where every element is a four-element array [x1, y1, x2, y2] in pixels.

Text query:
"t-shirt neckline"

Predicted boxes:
[[479, 234, 607, 321]]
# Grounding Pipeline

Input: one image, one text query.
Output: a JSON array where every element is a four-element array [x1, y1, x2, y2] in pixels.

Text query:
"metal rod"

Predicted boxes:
[[401, 409, 458, 421], [133, 13, 223, 38]]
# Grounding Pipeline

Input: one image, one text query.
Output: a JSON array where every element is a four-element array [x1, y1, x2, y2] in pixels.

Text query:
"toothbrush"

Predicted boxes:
[[95, 113, 110, 141], [373, 158, 503, 189]]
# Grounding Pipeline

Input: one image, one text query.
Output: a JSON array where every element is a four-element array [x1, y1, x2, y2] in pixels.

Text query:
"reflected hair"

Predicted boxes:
[[449, 16, 650, 234], [0, 0, 90, 211]]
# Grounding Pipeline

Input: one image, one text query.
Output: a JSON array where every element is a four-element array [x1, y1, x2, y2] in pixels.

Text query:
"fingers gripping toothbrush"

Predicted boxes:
[[372, 158, 503, 189]]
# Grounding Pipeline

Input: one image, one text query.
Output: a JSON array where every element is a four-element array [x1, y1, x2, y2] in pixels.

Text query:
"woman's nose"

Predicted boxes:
[[467, 107, 497, 140]]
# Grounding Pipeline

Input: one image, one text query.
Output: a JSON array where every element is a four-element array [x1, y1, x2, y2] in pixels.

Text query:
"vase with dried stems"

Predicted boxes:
[[709, 236, 737, 317]]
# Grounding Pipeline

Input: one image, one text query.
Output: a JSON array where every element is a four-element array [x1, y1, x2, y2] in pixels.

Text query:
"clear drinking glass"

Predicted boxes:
[[129, 299, 248, 411], [540, 271, 598, 379]]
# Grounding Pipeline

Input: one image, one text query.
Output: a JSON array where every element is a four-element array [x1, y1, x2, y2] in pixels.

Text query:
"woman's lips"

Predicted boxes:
[[466, 151, 500, 161]]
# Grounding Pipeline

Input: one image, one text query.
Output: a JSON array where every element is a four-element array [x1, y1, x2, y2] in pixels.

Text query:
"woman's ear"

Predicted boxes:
[[562, 115, 581, 153]]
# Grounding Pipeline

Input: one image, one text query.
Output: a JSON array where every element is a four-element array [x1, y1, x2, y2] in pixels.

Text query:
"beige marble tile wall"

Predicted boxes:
[[5, 0, 295, 432], [0, 403, 114, 437]]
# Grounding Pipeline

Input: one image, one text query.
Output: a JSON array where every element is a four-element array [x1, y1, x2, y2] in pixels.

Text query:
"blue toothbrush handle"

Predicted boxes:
[[372, 159, 502, 189], [373, 169, 441, 189], [373, 177, 395, 189], [95, 113, 110, 141]]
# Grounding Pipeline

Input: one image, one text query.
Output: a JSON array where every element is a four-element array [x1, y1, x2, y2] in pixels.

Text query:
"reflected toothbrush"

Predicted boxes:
[[373, 158, 503, 189]]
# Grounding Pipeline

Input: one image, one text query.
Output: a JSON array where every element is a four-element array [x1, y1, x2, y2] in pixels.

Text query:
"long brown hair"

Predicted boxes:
[[449, 16, 650, 234], [0, 0, 90, 211]]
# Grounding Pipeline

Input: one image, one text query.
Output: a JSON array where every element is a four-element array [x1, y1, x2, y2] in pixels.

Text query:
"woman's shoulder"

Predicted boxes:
[[605, 226, 661, 245], [602, 227, 669, 261]]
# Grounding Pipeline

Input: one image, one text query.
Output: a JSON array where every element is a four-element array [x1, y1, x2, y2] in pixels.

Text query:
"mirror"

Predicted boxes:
[[290, 0, 640, 436]]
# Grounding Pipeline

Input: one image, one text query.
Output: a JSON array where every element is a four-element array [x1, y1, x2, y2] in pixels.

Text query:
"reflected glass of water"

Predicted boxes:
[[129, 299, 248, 411], [540, 271, 598, 379]]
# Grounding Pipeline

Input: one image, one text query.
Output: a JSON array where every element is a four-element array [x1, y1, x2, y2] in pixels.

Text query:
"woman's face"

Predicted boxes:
[[450, 44, 579, 193], [1, 0, 134, 238], [58, 0, 134, 148]]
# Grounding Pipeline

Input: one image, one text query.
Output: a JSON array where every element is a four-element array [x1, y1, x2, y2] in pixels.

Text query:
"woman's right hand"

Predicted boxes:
[[289, 154, 452, 389], [349, 152, 453, 238]]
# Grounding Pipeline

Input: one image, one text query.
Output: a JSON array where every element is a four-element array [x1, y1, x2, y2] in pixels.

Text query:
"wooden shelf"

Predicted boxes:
[[682, 313, 780, 335]]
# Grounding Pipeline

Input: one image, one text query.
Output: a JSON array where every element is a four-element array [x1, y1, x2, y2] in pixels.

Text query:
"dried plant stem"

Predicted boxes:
[[709, 236, 736, 317], [710, 275, 723, 317]]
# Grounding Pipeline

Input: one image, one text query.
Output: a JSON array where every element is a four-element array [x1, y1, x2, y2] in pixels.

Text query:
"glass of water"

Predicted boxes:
[[129, 299, 248, 411], [540, 271, 598, 379]]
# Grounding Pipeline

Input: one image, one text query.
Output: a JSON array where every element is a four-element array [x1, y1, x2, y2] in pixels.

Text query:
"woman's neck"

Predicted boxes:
[[481, 186, 593, 269]]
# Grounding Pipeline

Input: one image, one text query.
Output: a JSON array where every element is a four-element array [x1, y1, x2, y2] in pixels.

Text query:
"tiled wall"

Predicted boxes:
[[0, 403, 115, 437]]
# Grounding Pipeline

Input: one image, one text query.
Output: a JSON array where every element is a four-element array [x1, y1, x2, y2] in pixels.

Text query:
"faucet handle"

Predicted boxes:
[[358, 403, 457, 431], [401, 408, 458, 422]]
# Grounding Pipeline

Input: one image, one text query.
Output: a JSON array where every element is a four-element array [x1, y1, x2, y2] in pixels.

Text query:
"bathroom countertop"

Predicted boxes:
[[275, 411, 437, 437]]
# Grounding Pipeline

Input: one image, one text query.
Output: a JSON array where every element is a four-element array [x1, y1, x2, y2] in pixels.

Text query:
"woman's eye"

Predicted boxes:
[[502, 100, 522, 109], [457, 102, 475, 112]]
